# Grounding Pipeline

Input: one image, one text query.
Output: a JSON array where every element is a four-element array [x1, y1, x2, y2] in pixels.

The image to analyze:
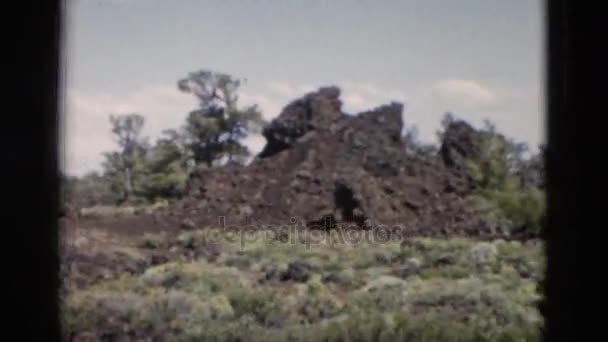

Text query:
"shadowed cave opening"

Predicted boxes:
[[333, 182, 367, 228], [304, 183, 368, 230]]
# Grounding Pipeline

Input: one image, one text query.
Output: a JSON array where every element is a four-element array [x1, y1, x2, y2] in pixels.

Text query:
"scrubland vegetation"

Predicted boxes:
[[63, 227, 544, 341]]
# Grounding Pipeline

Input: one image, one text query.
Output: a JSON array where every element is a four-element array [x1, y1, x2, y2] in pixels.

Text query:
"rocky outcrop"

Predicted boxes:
[[439, 120, 483, 170], [154, 86, 513, 238]]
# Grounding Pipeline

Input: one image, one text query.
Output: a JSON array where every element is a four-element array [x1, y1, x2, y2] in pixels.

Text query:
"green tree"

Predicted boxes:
[[468, 119, 530, 191], [463, 118, 545, 236], [103, 113, 149, 203], [177, 70, 266, 167], [139, 129, 191, 200]]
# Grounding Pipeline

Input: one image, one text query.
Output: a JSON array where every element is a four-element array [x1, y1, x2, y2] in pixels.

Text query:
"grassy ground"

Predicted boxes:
[[62, 226, 545, 341]]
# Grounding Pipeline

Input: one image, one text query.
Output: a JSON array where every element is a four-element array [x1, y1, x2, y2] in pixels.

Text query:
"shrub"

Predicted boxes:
[[64, 233, 545, 341], [469, 242, 499, 266], [461, 119, 546, 237], [478, 187, 545, 236]]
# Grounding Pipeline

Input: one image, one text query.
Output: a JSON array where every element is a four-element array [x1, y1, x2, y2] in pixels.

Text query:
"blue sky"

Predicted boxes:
[[61, 0, 545, 176]]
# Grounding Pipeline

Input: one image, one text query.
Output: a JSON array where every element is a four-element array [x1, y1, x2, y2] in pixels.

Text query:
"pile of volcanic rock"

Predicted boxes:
[[153, 86, 514, 239]]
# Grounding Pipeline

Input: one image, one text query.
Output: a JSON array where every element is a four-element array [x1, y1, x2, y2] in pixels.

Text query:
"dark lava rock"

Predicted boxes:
[[153, 86, 514, 239], [280, 261, 312, 282], [433, 254, 456, 267], [149, 253, 169, 266], [439, 120, 483, 170]]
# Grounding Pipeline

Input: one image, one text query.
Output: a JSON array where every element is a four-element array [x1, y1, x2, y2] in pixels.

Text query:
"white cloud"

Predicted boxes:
[[431, 79, 498, 107]]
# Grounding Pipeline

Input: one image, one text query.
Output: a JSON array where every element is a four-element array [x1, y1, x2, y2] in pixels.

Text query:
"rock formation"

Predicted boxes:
[[150, 86, 516, 238]]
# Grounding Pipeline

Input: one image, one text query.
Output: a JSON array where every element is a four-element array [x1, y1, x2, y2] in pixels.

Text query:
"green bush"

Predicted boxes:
[[460, 118, 546, 237], [478, 187, 545, 235]]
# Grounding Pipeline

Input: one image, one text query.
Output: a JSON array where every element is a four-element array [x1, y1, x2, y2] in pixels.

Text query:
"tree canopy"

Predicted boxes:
[[178, 70, 266, 167]]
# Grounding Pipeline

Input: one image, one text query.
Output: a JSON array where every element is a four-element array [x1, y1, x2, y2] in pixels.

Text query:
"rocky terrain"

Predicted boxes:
[[147, 86, 534, 240]]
